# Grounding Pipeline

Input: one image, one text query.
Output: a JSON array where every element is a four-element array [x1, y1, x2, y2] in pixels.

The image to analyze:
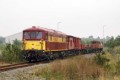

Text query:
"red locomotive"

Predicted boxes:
[[22, 26, 103, 62]]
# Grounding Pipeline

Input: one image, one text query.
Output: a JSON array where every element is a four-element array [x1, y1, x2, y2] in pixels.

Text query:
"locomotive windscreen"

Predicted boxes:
[[23, 31, 42, 40]]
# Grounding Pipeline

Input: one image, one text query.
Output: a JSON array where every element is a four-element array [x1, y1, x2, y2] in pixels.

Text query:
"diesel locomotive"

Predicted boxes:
[[22, 26, 103, 62]]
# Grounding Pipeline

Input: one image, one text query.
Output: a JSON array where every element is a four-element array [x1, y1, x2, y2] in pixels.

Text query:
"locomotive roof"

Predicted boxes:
[[67, 35, 81, 39], [91, 40, 101, 43], [23, 26, 66, 37]]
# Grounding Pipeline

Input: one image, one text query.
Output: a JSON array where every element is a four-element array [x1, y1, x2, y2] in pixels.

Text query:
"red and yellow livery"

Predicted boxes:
[[22, 26, 103, 62]]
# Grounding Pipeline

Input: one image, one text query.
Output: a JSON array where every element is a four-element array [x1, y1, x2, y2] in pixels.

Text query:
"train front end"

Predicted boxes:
[[22, 26, 47, 62]]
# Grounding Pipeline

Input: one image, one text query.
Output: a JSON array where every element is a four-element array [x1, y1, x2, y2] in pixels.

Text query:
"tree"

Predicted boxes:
[[1, 39, 23, 63], [105, 37, 115, 48], [114, 36, 120, 46]]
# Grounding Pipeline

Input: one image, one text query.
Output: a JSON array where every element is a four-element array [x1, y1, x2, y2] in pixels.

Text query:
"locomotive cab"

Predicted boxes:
[[22, 26, 47, 62], [23, 31, 44, 50]]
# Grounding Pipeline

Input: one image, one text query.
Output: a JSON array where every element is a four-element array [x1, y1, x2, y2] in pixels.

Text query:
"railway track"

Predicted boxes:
[[0, 62, 41, 72], [0, 53, 99, 73]]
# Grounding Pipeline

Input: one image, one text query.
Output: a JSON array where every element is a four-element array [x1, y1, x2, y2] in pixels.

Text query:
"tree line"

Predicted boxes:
[[105, 36, 120, 48]]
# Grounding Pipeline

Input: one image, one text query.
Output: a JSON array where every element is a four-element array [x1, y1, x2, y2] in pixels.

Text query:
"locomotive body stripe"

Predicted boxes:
[[22, 40, 68, 52], [44, 49, 68, 52], [48, 36, 66, 43]]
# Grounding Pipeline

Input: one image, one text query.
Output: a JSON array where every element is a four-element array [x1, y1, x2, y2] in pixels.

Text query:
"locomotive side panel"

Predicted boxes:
[[45, 31, 67, 52], [68, 36, 75, 50], [75, 38, 81, 49], [46, 42, 67, 51]]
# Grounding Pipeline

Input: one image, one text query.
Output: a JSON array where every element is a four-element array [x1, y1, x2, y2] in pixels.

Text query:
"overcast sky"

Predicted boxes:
[[0, 0, 120, 38]]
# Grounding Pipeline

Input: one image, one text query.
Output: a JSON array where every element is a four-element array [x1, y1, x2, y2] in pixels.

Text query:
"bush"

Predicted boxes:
[[116, 61, 120, 74], [1, 39, 23, 63], [93, 54, 109, 66], [94, 51, 120, 77]]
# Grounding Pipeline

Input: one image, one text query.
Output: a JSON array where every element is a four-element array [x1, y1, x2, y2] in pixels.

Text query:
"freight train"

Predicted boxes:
[[22, 26, 103, 62]]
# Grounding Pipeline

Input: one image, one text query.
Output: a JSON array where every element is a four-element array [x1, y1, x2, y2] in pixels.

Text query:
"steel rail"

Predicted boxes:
[[0, 62, 40, 72]]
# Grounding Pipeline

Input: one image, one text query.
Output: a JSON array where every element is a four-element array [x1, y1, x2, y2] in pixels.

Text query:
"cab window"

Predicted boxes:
[[36, 32, 42, 39], [24, 32, 30, 39], [31, 32, 36, 39], [23, 31, 42, 40]]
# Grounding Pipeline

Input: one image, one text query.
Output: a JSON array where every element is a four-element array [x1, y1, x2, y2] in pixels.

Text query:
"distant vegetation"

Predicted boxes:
[[0, 36, 5, 44], [105, 36, 120, 48], [0, 36, 5, 52], [81, 36, 102, 44]]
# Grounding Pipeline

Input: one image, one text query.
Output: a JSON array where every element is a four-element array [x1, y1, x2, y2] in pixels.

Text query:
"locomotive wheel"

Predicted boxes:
[[28, 59, 32, 63], [43, 54, 50, 61], [59, 52, 64, 59], [49, 54, 54, 60]]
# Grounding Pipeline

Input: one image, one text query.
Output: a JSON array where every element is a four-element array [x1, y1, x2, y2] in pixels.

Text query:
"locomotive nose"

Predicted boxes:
[[22, 41, 44, 50]]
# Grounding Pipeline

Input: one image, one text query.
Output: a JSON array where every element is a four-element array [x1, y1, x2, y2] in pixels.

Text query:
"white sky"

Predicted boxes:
[[0, 0, 120, 38]]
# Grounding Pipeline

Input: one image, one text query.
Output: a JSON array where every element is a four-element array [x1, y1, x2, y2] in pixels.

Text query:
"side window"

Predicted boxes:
[[50, 35, 52, 41], [45, 33, 48, 40], [55, 36, 57, 42], [62, 37, 63, 42]]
